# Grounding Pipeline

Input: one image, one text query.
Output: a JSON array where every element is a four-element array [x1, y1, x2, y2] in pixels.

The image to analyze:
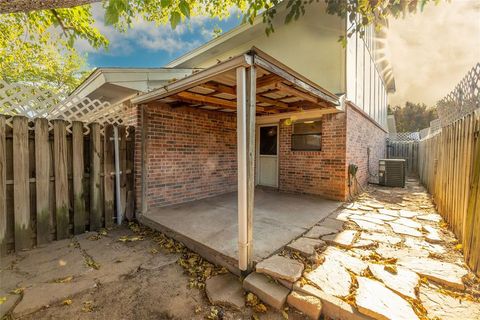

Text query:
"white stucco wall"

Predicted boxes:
[[172, 3, 346, 95]]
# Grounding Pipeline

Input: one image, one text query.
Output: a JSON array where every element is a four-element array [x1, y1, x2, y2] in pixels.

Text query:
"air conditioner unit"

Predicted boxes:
[[378, 159, 406, 188]]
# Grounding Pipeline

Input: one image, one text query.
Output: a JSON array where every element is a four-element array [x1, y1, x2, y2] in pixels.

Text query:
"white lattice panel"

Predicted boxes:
[[0, 80, 130, 133], [437, 63, 480, 127]]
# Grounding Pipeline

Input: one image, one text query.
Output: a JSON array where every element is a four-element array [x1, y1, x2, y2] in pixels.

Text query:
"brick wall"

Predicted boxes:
[[140, 103, 237, 208], [129, 101, 387, 210], [345, 102, 387, 194], [278, 112, 347, 200]]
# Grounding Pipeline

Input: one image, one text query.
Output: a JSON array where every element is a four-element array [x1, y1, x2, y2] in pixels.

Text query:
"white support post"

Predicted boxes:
[[237, 67, 248, 272], [237, 64, 256, 273]]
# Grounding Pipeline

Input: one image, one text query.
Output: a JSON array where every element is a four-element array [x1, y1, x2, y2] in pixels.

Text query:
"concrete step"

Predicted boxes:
[[255, 254, 304, 283], [287, 291, 322, 320], [205, 273, 245, 311], [243, 272, 290, 310]]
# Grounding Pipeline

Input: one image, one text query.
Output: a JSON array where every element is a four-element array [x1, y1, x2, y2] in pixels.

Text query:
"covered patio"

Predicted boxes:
[[140, 189, 341, 275], [132, 48, 344, 274]]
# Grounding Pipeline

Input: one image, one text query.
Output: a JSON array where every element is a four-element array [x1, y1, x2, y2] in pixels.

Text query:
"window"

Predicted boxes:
[[259, 126, 277, 155], [291, 120, 322, 151]]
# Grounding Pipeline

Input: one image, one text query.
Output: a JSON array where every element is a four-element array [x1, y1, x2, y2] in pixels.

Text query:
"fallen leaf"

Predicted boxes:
[[253, 303, 267, 313], [281, 310, 289, 319], [194, 305, 202, 314], [118, 236, 144, 242], [62, 299, 73, 306], [85, 256, 100, 270], [207, 306, 219, 320], [82, 300, 94, 312], [384, 264, 397, 274], [53, 275, 73, 283], [455, 244, 463, 251], [0, 296, 6, 305], [10, 287, 24, 295]]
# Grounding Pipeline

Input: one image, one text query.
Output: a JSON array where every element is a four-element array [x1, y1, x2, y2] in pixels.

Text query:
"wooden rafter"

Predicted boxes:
[[175, 91, 236, 109], [256, 95, 289, 110], [274, 82, 319, 104], [256, 74, 283, 89], [200, 80, 295, 111], [175, 91, 267, 112], [200, 82, 235, 95]]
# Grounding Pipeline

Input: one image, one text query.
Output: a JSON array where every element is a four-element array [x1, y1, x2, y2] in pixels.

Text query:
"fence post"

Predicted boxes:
[[35, 118, 51, 244], [72, 121, 86, 234], [13, 116, 32, 250], [0, 116, 6, 255]]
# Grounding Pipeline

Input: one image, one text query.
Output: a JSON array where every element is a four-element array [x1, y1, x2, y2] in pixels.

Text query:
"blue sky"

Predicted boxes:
[[79, 4, 241, 68], [76, 1, 480, 106]]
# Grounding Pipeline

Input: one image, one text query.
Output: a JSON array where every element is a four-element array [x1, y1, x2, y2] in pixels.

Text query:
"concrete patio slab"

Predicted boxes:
[[141, 188, 341, 273]]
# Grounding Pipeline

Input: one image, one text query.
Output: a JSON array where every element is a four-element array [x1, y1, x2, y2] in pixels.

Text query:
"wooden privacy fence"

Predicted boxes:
[[418, 111, 480, 275], [387, 139, 419, 174], [0, 115, 135, 255]]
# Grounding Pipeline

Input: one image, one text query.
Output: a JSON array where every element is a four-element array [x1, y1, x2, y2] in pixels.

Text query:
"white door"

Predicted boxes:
[[257, 125, 279, 187]]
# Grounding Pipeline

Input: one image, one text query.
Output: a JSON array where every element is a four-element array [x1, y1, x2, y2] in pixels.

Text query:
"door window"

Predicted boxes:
[[259, 126, 277, 155]]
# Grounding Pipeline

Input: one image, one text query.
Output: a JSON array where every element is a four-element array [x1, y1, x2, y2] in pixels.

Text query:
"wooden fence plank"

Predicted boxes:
[[72, 121, 86, 234], [0, 116, 6, 255], [13, 116, 32, 250], [53, 120, 69, 239], [119, 126, 127, 220], [90, 123, 102, 230], [125, 127, 135, 220], [104, 124, 114, 227], [418, 112, 480, 276], [35, 118, 51, 245]]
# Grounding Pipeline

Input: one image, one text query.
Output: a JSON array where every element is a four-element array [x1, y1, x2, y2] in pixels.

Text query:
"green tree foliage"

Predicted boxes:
[[0, 6, 107, 93], [0, 0, 443, 93], [390, 102, 438, 132]]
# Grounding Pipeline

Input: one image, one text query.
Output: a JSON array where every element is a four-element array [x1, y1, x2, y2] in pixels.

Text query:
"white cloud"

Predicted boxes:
[[75, 3, 211, 56], [387, 0, 480, 106]]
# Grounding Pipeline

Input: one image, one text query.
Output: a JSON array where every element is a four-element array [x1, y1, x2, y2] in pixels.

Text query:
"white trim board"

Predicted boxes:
[[256, 108, 341, 124]]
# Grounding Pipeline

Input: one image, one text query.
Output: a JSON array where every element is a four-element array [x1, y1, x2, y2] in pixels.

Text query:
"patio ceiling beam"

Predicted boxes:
[[175, 91, 269, 113], [256, 74, 283, 89], [200, 82, 235, 95], [274, 82, 319, 104], [175, 92, 236, 109], [200, 81, 292, 111], [256, 95, 290, 110]]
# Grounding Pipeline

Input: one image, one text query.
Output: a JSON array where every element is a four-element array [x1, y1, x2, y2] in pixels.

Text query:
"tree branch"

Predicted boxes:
[[0, 0, 101, 14], [50, 9, 72, 37]]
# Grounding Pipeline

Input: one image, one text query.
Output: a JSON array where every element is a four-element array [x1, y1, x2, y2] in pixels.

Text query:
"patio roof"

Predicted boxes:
[[132, 48, 343, 115]]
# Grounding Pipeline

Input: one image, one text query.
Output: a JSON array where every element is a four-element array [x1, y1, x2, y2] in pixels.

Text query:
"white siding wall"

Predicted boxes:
[[346, 24, 388, 128]]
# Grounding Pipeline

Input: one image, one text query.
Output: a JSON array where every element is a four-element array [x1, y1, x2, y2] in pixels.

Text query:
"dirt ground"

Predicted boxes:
[[2, 178, 479, 320], [17, 259, 307, 320], [0, 224, 306, 320]]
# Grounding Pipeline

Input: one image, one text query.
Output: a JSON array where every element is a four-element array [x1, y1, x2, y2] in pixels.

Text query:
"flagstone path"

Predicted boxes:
[[251, 178, 480, 320]]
